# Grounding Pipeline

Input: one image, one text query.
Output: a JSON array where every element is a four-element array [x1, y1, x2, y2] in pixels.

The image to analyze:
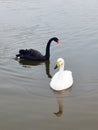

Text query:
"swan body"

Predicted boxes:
[[16, 37, 59, 61], [50, 58, 73, 91]]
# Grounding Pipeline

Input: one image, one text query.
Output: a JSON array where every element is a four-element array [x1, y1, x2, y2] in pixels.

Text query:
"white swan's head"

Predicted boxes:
[[54, 58, 64, 69]]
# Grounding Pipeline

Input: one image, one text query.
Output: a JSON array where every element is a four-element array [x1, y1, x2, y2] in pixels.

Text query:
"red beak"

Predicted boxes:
[[57, 40, 59, 44]]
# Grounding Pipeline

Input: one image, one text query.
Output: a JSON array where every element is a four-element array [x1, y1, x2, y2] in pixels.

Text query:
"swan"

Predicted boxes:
[[50, 58, 73, 91], [16, 37, 59, 61]]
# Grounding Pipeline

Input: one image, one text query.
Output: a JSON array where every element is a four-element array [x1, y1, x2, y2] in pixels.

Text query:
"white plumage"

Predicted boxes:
[[50, 58, 73, 91]]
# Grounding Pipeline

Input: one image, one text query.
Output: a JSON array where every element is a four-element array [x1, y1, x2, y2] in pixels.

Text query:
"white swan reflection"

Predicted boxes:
[[52, 87, 72, 117]]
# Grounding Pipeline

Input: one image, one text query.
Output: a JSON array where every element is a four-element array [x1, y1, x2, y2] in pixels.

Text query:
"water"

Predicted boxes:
[[0, 0, 98, 129]]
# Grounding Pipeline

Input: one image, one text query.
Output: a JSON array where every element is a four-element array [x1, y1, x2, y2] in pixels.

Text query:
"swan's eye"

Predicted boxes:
[[59, 60, 62, 63], [59, 60, 63, 65]]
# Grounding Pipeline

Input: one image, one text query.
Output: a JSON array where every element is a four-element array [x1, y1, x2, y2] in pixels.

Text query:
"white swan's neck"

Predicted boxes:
[[59, 64, 64, 73]]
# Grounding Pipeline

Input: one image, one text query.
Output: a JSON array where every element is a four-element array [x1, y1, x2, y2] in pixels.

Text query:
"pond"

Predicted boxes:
[[0, 0, 98, 129]]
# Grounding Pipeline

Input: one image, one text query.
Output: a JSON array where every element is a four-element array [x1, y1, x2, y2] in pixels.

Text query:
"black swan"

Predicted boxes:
[[16, 37, 59, 61]]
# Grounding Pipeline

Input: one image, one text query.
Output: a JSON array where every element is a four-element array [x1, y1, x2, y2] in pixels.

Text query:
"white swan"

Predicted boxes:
[[50, 58, 73, 91]]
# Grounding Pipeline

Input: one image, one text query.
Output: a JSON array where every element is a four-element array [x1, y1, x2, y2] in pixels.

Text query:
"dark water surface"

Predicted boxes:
[[0, 0, 98, 129]]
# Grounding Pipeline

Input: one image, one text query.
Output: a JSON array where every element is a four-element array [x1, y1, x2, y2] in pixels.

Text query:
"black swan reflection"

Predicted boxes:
[[16, 37, 59, 61], [16, 59, 52, 78]]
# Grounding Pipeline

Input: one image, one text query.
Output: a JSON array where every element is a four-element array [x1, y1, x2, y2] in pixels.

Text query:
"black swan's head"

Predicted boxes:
[[50, 37, 59, 44]]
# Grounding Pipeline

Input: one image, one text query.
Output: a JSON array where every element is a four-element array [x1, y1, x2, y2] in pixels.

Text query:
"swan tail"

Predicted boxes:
[[16, 49, 26, 58], [16, 54, 20, 57], [19, 49, 27, 54]]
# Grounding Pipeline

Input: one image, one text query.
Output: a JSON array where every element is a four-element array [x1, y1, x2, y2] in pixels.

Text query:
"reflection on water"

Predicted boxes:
[[52, 87, 72, 117], [15, 58, 52, 78]]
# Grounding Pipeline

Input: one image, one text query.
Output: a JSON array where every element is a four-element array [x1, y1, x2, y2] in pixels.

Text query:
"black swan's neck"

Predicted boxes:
[[44, 39, 52, 60]]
